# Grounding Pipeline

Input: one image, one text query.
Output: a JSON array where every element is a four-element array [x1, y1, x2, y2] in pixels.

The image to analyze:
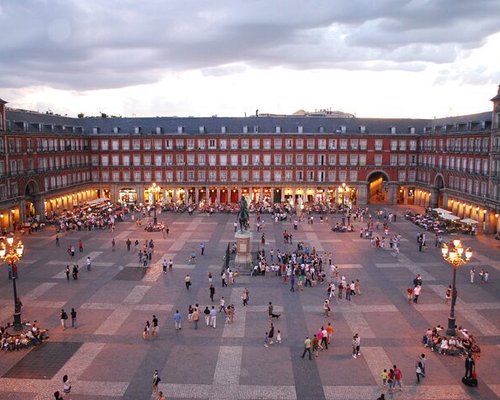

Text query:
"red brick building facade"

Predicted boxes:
[[1, 86, 500, 233]]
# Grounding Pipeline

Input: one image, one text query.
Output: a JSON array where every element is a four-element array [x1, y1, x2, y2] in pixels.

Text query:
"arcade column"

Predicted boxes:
[[430, 188, 439, 208]]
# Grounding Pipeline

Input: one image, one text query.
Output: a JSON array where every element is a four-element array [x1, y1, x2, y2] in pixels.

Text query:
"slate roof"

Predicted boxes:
[[4, 108, 493, 135]]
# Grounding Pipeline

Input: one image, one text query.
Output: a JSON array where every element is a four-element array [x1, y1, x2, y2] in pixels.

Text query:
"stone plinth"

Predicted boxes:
[[235, 230, 252, 265]]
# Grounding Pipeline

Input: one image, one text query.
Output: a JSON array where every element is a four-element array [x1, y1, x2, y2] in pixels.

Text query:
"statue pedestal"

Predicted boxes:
[[235, 230, 252, 265]]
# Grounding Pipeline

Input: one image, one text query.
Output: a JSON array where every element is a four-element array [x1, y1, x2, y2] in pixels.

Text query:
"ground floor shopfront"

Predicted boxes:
[[1, 182, 498, 234]]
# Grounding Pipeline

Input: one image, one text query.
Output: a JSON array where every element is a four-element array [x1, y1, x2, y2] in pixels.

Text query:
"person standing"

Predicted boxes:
[[219, 296, 226, 313], [320, 326, 328, 350], [86, 256, 92, 271], [413, 285, 422, 303], [301, 336, 312, 360], [323, 299, 330, 317], [209, 284, 215, 302], [352, 333, 360, 358], [56, 235, 60, 247], [158, 391, 166, 400], [126, 238, 131, 251], [152, 370, 161, 394], [143, 321, 150, 340], [264, 331, 269, 347], [174, 310, 182, 330], [465, 354, 475, 378], [79, 240, 83, 252], [312, 334, 320, 358], [406, 287, 413, 304], [63, 374, 71, 394], [152, 315, 159, 337], [210, 306, 217, 328], [470, 267, 475, 284], [111, 238, 115, 251], [268, 322, 275, 345], [445, 285, 452, 304], [65, 266, 70, 281], [221, 270, 228, 287], [192, 307, 200, 329], [60, 309, 68, 330], [162, 259, 168, 273], [200, 243, 205, 255], [203, 306, 211, 326], [70, 308, 77, 329], [418, 353, 427, 375], [241, 288, 248, 306]]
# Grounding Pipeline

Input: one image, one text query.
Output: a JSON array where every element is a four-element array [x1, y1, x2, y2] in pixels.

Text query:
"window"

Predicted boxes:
[[274, 154, 282, 165], [263, 170, 271, 182], [241, 154, 248, 166], [231, 154, 238, 166], [209, 155, 216, 166], [187, 139, 195, 150], [241, 139, 249, 149], [350, 139, 359, 150], [390, 155, 398, 166], [285, 170, 293, 181], [122, 139, 130, 150], [133, 155, 141, 166], [220, 170, 227, 181], [307, 170, 315, 181], [91, 155, 99, 166], [155, 155, 163, 166], [252, 170, 260, 181], [231, 170, 239, 181], [263, 139, 271, 149], [143, 154, 151, 166], [296, 170, 303, 181], [399, 154, 407, 166], [220, 154, 227, 166], [154, 139, 162, 150], [390, 140, 398, 151], [123, 155, 130, 166], [375, 140, 383, 151], [263, 154, 271, 166], [143, 140, 151, 150], [399, 140, 407, 151], [176, 154, 184, 165], [198, 139, 205, 150], [252, 138, 260, 149], [374, 154, 383, 166], [340, 139, 348, 150], [349, 171, 358, 182], [296, 139, 303, 149], [241, 170, 249, 181], [350, 154, 358, 166], [176, 170, 184, 181], [328, 170, 336, 182], [274, 138, 282, 149], [398, 171, 406, 181], [329, 139, 337, 150], [318, 139, 326, 150], [285, 138, 293, 149], [198, 154, 205, 165], [208, 139, 216, 149], [253, 154, 260, 166], [132, 139, 140, 150], [111, 140, 119, 150], [112, 155, 119, 166], [359, 139, 367, 150], [198, 170, 206, 181], [230, 139, 238, 150], [220, 139, 227, 150], [306, 139, 315, 149], [274, 171, 282, 181], [329, 154, 337, 165], [307, 154, 314, 165], [296, 154, 303, 165], [339, 154, 347, 166]]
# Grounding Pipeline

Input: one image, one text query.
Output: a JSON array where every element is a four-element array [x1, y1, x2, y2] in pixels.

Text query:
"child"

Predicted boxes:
[[381, 369, 388, 386], [276, 330, 282, 344], [264, 332, 269, 347]]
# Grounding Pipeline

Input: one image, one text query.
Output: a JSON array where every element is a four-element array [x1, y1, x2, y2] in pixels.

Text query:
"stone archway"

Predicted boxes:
[[434, 174, 445, 208], [367, 171, 390, 204], [24, 180, 40, 218]]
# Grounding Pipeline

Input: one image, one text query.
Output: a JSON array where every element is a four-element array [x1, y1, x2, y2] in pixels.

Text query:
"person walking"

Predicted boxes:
[[143, 321, 150, 340], [320, 326, 328, 350], [268, 302, 280, 319], [111, 238, 116, 251], [465, 354, 475, 378], [419, 353, 427, 375], [352, 333, 360, 358], [70, 308, 77, 328], [264, 331, 269, 347], [241, 288, 248, 306], [209, 284, 215, 302], [162, 259, 168, 273], [60, 309, 68, 330], [268, 322, 275, 345], [323, 299, 330, 317], [416, 362, 424, 383], [312, 334, 320, 357], [185, 274, 192, 290], [470, 267, 475, 284], [192, 307, 200, 329], [221, 270, 228, 287], [200, 243, 205, 255], [65, 266, 70, 281], [174, 310, 182, 330], [86, 256, 92, 271], [393, 365, 403, 391], [54, 391, 63, 400], [152, 370, 161, 393], [301, 336, 312, 360]]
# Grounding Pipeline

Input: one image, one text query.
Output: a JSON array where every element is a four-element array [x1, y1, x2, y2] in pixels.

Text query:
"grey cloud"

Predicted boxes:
[[0, 0, 499, 90]]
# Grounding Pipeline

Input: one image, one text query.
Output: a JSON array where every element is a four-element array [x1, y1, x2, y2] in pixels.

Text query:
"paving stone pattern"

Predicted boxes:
[[0, 206, 499, 399]]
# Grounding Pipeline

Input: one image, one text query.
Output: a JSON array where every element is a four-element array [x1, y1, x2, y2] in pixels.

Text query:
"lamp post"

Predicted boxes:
[[0, 236, 25, 330], [441, 239, 472, 336]]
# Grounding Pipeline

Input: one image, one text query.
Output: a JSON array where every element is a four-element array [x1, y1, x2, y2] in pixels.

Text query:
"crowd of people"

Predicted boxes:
[[0, 321, 48, 351]]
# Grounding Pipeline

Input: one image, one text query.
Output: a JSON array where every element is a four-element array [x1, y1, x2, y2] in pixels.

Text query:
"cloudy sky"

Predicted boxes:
[[1, 0, 499, 118]]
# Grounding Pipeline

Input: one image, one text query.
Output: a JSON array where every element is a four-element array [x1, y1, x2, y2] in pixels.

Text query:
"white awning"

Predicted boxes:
[[86, 197, 110, 206], [440, 213, 460, 221], [432, 208, 452, 215], [460, 218, 478, 225]]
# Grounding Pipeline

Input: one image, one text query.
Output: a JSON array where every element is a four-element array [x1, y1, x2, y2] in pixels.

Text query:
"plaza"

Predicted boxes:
[[0, 205, 498, 399]]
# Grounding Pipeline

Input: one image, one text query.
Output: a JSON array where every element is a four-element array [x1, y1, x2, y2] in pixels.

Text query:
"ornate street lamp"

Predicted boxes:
[[0, 236, 25, 330], [441, 239, 472, 336]]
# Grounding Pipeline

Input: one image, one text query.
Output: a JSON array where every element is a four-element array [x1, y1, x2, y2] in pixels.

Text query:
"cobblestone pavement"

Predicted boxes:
[[0, 205, 499, 400]]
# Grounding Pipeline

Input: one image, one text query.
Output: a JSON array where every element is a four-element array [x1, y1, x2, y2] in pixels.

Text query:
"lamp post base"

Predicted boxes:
[[13, 311, 23, 331], [446, 316, 456, 337]]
